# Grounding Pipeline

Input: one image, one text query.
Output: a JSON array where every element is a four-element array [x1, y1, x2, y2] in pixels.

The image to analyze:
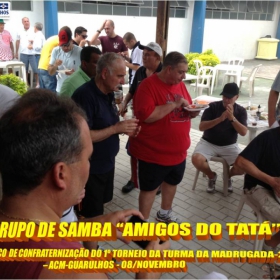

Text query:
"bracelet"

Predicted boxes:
[[97, 30, 101, 33]]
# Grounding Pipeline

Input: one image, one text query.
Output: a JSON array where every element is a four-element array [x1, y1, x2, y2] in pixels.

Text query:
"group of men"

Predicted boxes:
[[2, 14, 280, 275], [0, 17, 46, 87]]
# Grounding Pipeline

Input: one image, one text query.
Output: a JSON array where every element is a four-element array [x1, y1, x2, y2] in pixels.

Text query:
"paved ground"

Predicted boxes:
[[100, 59, 280, 279]]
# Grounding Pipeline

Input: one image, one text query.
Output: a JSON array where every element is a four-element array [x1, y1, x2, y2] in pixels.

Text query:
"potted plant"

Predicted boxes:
[[0, 74, 28, 96]]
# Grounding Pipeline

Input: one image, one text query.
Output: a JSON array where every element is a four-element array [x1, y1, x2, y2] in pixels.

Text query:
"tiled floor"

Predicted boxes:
[[101, 131, 266, 279], [101, 59, 280, 279]]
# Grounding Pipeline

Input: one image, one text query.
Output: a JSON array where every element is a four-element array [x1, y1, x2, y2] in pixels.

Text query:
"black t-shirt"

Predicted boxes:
[[72, 79, 120, 174], [202, 101, 247, 146], [240, 127, 280, 190], [130, 62, 162, 96]]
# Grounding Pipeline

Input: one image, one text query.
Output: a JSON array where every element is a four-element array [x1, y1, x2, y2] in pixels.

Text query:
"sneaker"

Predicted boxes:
[[228, 179, 233, 192], [156, 186, 161, 195], [207, 173, 217, 193], [122, 180, 135, 193], [156, 209, 181, 224]]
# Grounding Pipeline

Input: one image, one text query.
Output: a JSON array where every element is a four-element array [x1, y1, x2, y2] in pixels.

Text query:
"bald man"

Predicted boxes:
[[89, 19, 128, 56]]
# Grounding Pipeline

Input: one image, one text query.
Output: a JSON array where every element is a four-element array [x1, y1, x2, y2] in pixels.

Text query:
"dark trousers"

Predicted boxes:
[[80, 168, 114, 218]]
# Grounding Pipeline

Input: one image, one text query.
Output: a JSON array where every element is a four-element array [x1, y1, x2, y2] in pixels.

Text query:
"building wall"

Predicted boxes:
[[3, 1, 45, 43], [203, 2, 280, 61], [57, 11, 192, 56]]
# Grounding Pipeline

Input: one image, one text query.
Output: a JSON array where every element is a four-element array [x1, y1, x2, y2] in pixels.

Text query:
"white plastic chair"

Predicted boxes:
[[5, 63, 27, 84], [234, 191, 265, 251], [192, 156, 230, 197], [239, 64, 262, 97], [223, 58, 244, 84], [191, 66, 214, 96], [190, 60, 203, 93]]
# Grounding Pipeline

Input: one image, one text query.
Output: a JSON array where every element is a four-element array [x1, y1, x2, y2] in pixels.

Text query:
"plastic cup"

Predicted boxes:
[[114, 90, 123, 104]]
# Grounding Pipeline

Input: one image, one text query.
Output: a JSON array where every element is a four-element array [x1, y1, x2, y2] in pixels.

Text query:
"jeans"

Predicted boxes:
[[20, 54, 38, 74], [38, 69, 57, 93]]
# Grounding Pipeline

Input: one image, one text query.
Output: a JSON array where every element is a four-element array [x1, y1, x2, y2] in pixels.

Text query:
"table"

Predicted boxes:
[[247, 121, 269, 143], [0, 60, 27, 84], [210, 64, 244, 95]]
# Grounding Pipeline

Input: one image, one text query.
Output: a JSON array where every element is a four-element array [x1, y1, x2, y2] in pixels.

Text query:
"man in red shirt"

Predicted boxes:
[[130, 51, 200, 224]]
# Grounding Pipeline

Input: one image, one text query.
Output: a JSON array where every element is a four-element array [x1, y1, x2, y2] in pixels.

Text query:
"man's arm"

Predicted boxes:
[[10, 42, 14, 58], [235, 155, 280, 196], [125, 61, 140, 71], [48, 59, 63, 76], [144, 98, 189, 123], [90, 118, 139, 142], [89, 20, 106, 45], [199, 111, 227, 131], [15, 40, 20, 59], [268, 89, 279, 127]]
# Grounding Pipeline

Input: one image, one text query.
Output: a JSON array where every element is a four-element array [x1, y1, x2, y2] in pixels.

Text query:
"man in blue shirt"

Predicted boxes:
[[72, 52, 140, 218]]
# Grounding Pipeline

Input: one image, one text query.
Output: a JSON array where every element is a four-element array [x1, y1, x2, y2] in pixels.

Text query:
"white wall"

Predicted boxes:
[[57, 12, 191, 56], [3, 1, 45, 45], [203, 2, 280, 62]]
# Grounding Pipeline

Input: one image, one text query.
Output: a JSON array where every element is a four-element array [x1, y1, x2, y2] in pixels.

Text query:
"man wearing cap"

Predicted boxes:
[[192, 82, 247, 193], [48, 26, 82, 93], [89, 20, 128, 56], [0, 19, 14, 70], [120, 42, 162, 194]]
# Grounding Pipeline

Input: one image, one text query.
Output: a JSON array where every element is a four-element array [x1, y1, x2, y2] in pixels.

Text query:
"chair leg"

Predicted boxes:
[[192, 169, 200, 190], [234, 193, 246, 222], [222, 162, 229, 197]]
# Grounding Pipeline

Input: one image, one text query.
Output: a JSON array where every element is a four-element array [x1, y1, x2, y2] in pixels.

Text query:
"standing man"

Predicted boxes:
[[90, 20, 128, 56], [122, 32, 142, 86], [15, 17, 38, 86], [73, 26, 89, 47], [120, 42, 162, 194], [38, 35, 58, 92], [192, 83, 247, 193], [72, 53, 140, 218], [60, 46, 101, 97], [0, 18, 14, 73], [48, 26, 81, 93], [130, 51, 199, 223], [268, 70, 280, 127], [32, 22, 45, 88]]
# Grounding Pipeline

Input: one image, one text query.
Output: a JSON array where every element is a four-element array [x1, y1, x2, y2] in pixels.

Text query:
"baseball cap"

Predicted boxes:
[[0, 19, 6, 24], [59, 29, 71, 46], [220, 82, 239, 98], [139, 42, 163, 56]]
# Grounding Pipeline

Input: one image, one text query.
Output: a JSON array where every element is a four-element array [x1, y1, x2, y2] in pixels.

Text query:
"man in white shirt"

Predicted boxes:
[[32, 22, 45, 88], [15, 17, 37, 87]]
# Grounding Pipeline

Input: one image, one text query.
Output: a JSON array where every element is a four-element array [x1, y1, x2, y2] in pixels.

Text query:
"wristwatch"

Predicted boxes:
[[230, 117, 236, 123]]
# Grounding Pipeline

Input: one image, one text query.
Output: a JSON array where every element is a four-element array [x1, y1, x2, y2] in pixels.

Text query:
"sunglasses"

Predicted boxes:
[[81, 35, 88, 39], [61, 42, 70, 48]]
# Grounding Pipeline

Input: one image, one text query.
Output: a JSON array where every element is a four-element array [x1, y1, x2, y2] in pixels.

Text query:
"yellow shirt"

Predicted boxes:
[[38, 35, 59, 71]]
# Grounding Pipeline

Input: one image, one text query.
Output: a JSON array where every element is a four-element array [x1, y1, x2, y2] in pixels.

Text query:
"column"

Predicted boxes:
[[189, 0, 206, 53], [44, 0, 58, 38]]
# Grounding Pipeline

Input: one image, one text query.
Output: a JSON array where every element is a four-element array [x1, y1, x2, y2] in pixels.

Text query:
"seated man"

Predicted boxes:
[[0, 89, 168, 279], [234, 125, 280, 254], [192, 82, 247, 193]]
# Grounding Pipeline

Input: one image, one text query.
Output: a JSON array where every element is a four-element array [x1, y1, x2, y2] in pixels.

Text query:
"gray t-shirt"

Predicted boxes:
[[0, 84, 19, 117], [49, 45, 82, 93]]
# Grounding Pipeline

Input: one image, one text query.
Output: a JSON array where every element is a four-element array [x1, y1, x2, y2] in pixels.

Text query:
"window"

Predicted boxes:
[[10, 0, 31, 11], [58, 0, 188, 18], [206, 1, 275, 21]]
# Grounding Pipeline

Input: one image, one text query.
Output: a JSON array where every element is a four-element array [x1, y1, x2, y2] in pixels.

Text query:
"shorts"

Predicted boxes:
[[133, 159, 186, 191], [80, 168, 114, 218], [193, 138, 241, 165], [244, 185, 280, 223]]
